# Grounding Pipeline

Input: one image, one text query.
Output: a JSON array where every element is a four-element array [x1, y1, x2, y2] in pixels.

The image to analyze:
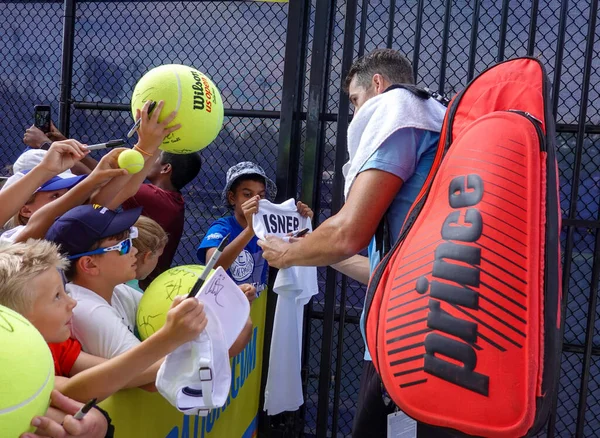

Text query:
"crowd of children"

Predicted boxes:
[[1, 99, 313, 438]]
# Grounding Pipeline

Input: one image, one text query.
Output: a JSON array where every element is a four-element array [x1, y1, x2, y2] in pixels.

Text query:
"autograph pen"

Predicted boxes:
[[74, 398, 97, 420], [86, 139, 126, 151], [127, 100, 157, 138], [187, 233, 231, 298], [61, 398, 97, 425], [291, 227, 310, 238]]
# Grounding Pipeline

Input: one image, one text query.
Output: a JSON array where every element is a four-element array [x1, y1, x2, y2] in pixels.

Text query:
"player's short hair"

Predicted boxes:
[[343, 48, 414, 92], [0, 239, 68, 314], [160, 152, 202, 191]]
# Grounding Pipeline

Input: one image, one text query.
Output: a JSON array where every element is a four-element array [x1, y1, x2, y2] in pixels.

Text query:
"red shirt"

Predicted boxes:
[[49, 338, 82, 377], [122, 183, 185, 289]]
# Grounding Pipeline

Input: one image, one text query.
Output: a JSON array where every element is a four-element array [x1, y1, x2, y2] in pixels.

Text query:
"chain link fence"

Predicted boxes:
[[1, 1, 600, 437]]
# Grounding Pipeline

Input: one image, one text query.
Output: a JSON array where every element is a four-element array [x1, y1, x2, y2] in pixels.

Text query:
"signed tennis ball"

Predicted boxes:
[[0, 305, 54, 437], [136, 265, 215, 340], [117, 149, 144, 174], [131, 64, 224, 154]]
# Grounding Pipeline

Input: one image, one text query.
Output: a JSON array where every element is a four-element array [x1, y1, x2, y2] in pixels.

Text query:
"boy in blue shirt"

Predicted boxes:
[[197, 162, 312, 293]]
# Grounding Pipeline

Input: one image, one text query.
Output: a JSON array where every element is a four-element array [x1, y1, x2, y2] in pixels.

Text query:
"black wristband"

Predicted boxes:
[[40, 141, 52, 150]]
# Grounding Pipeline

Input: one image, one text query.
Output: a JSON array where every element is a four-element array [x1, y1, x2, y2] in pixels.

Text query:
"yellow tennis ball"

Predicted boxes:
[[136, 265, 215, 340], [131, 64, 224, 154], [0, 305, 55, 436], [117, 149, 144, 174]]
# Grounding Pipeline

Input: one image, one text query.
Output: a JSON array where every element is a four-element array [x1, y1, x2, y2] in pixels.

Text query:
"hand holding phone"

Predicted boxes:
[[34, 105, 51, 133]]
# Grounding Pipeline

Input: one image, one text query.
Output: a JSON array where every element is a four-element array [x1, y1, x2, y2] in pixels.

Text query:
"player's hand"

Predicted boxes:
[[239, 283, 257, 304], [161, 295, 208, 346], [135, 100, 181, 155], [87, 148, 129, 185], [39, 140, 89, 175], [297, 201, 314, 219], [20, 390, 108, 438], [23, 125, 51, 149], [241, 195, 260, 233], [258, 235, 292, 269]]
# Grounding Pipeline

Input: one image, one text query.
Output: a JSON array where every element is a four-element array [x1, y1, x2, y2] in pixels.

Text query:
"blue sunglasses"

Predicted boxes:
[[67, 227, 138, 260]]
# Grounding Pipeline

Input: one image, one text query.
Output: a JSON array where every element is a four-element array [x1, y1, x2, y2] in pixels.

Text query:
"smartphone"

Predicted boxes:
[[34, 105, 51, 133], [292, 227, 310, 238]]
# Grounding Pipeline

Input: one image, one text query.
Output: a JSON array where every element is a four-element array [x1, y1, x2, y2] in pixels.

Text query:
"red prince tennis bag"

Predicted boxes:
[[365, 57, 562, 437]]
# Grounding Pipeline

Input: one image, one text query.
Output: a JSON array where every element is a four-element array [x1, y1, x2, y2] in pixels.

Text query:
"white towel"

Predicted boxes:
[[253, 199, 318, 415], [343, 87, 447, 199]]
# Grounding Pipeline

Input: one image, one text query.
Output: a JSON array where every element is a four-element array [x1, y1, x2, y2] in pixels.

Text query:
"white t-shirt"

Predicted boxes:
[[67, 283, 142, 359], [0, 225, 25, 244], [253, 199, 318, 415]]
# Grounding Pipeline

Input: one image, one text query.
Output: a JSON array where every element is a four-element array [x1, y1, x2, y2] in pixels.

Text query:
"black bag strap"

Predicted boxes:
[[374, 84, 448, 259], [385, 83, 451, 106]]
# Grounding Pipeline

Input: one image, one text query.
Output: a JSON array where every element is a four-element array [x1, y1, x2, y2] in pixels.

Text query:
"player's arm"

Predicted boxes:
[[56, 297, 207, 402], [259, 169, 403, 268], [331, 254, 371, 285]]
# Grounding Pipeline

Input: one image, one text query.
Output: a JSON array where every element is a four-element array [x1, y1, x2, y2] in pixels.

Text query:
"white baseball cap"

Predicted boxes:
[[1, 149, 85, 193], [156, 267, 251, 415], [13, 149, 47, 174]]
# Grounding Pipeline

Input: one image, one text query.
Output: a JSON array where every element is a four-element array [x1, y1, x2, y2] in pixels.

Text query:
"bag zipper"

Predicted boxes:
[[507, 109, 546, 151]]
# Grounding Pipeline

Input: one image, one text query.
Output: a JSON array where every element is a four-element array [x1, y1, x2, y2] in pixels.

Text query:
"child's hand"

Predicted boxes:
[[297, 201, 314, 219], [162, 295, 208, 346], [134, 100, 181, 155], [242, 195, 260, 232], [87, 148, 129, 185], [21, 390, 108, 438], [39, 140, 89, 175], [239, 283, 257, 304]]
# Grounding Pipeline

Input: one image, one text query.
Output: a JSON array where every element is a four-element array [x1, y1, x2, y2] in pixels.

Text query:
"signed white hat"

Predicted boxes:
[[156, 267, 250, 415]]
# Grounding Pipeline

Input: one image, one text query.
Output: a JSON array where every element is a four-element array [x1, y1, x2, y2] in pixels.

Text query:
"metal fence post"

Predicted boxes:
[[330, 0, 358, 435], [259, 0, 310, 436], [303, 0, 335, 434], [59, 0, 76, 136]]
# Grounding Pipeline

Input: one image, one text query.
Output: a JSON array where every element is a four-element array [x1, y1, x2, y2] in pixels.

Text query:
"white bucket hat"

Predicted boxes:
[[221, 161, 277, 207], [156, 266, 250, 415]]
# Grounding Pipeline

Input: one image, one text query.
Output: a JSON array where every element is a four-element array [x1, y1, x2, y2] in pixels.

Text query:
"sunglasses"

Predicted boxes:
[[67, 227, 138, 260]]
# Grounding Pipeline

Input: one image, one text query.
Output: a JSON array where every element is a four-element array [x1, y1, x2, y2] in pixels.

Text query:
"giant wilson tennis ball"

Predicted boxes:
[[131, 64, 224, 153], [0, 305, 55, 437]]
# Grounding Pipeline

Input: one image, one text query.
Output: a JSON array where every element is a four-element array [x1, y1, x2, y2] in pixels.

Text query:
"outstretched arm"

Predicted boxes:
[[259, 169, 403, 268], [55, 296, 207, 402]]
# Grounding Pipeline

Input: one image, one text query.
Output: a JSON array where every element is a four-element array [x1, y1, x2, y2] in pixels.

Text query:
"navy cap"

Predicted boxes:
[[45, 204, 143, 256]]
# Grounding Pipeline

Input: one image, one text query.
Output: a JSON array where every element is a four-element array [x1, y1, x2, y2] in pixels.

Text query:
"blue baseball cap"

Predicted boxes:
[[45, 204, 143, 256], [0, 169, 86, 193], [37, 171, 87, 192]]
